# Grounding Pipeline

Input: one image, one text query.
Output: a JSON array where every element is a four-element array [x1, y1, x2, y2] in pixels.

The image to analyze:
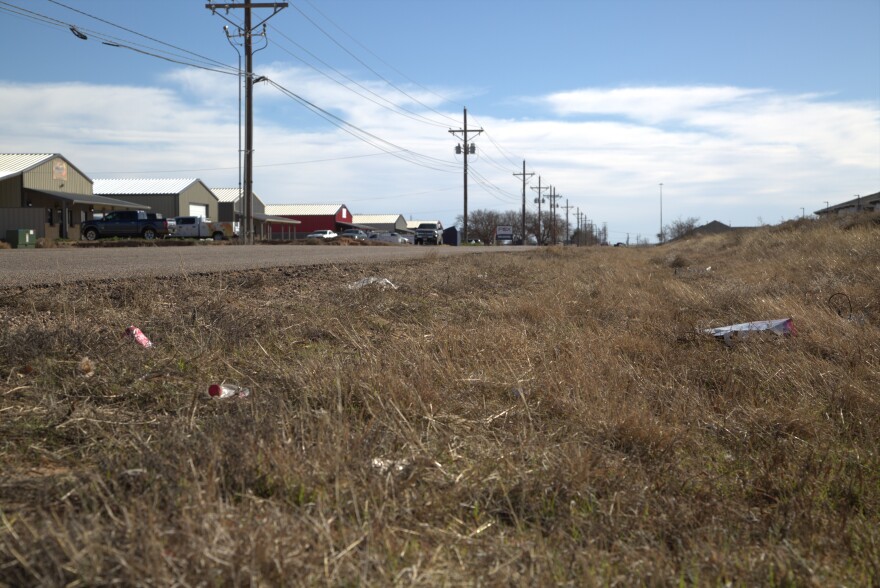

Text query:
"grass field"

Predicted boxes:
[[1, 215, 878, 585]]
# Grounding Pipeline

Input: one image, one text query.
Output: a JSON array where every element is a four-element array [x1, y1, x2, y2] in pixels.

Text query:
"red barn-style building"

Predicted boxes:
[[264, 204, 356, 238]]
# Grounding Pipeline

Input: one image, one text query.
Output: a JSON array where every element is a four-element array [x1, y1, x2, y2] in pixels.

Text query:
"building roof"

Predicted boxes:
[[0, 153, 92, 183], [815, 191, 880, 214], [210, 187, 264, 207], [211, 188, 243, 202], [253, 212, 301, 225], [351, 214, 405, 225], [0, 153, 57, 177], [691, 220, 732, 235], [29, 189, 149, 210], [93, 178, 200, 195], [264, 204, 347, 216]]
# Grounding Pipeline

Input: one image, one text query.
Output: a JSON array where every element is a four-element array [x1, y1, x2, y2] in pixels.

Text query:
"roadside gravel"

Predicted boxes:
[[0, 244, 528, 289]]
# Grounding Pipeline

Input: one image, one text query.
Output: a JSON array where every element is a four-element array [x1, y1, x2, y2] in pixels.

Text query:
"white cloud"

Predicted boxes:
[[1, 76, 877, 239], [544, 86, 763, 123]]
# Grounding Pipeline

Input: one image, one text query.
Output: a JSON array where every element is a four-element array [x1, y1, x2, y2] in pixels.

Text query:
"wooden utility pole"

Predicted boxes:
[[448, 108, 483, 242], [561, 199, 574, 244], [513, 161, 533, 244], [549, 186, 560, 244], [206, 1, 287, 244], [531, 176, 549, 245]]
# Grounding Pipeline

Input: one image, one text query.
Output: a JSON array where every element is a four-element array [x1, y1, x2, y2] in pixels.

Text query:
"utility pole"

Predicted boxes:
[[562, 199, 573, 244], [513, 161, 533, 245], [550, 187, 561, 244], [207, 1, 287, 244], [531, 176, 549, 245], [449, 108, 483, 242]]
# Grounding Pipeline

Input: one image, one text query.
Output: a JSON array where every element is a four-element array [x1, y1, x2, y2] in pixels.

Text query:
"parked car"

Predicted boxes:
[[305, 230, 338, 239], [81, 210, 176, 241], [368, 232, 409, 244], [339, 229, 368, 240]]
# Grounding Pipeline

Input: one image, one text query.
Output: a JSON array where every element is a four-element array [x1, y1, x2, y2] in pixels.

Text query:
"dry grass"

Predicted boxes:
[[1, 219, 878, 585]]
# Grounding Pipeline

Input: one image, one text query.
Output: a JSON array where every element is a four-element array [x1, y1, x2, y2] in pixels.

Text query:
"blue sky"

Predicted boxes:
[[1, 0, 878, 242]]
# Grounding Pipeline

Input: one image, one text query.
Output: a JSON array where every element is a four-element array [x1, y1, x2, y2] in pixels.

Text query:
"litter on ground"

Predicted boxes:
[[703, 318, 796, 345], [348, 277, 398, 290]]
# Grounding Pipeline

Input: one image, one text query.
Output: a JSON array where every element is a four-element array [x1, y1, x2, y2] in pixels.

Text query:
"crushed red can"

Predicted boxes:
[[126, 325, 153, 348]]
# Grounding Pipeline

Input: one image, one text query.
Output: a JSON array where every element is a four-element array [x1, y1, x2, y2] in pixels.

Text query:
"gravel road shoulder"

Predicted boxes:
[[0, 244, 531, 289]]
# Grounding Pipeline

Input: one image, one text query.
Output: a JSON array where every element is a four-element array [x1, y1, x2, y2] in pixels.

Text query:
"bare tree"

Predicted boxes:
[[662, 216, 700, 241]]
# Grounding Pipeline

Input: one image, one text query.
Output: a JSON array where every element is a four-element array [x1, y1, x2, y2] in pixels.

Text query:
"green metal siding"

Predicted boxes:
[[22, 158, 92, 194], [98, 195, 176, 218], [0, 176, 23, 207], [180, 183, 218, 220]]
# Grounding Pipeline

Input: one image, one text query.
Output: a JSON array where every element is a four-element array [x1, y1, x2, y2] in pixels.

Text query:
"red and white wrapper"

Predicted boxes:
[[126, 325, 153, 348]]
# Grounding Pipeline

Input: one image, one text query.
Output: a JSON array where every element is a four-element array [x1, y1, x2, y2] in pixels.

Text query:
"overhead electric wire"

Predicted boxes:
[[46, 0, 234, 72], [474, 124, 524, 169], [0, 1, 72, 29], [10, 0, 461, 178], [468, 167, 522, 205], [86, 151, 399, 175], [267, 78, 459, 174], [290, 0, 461, 125], [7, 0, 544, 213], [0, 1, 239, 76], [267, 29, 452, 129]]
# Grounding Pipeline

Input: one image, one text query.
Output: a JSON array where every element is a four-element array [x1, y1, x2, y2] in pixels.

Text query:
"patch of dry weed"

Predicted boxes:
[[1, 220, 878, 585]]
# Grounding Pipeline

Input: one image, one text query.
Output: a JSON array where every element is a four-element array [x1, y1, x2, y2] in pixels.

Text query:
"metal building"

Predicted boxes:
[[93, 178, 219, 221], [264, 204, 355, 239], [0, 153, 145, 241]]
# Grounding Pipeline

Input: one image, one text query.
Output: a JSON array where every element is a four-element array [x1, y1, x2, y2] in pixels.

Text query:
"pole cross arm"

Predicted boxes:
[[206, 3, 289, 9]]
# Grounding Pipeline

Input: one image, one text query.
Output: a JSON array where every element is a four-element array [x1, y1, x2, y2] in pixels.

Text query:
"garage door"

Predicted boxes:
[[189, 204, 209, 219]]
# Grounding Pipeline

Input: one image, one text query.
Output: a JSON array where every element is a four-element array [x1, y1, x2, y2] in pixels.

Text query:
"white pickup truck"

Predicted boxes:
[[172, 216, 239, 241]]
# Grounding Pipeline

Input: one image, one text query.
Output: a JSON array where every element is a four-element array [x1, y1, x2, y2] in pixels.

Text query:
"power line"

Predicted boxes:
[[0, 1, 239, 76], [291, 0, 461, 124], [85, 151, 400, 175], [267, 78, 458, 173], [46, 0, 233, 71], [268, 28, 452, 129]]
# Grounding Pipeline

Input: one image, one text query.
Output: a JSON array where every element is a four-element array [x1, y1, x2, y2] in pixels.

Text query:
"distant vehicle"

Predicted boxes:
[[81, 210, 176, 241], [467, 239, 483, 245], [368, 232, 408, 244], [339, 229, 368, 240], [414, 222, 443, 245], [305, 229, 337, 239], [172, 216, 239, 240]]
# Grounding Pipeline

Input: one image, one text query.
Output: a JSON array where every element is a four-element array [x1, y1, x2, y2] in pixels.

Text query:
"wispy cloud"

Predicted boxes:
[[544, 85, 763, 124]]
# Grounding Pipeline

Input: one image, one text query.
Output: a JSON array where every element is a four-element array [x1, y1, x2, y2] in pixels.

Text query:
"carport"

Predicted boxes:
[[253, 213, 300, 240], [22, 189, 147, 240]]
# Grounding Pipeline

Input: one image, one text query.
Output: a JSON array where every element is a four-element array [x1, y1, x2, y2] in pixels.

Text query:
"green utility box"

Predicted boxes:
[[5, 229, 36, 249]]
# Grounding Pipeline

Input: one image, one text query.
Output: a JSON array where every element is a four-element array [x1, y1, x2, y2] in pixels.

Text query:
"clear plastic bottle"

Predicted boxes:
[[208, 383, 251, 399]]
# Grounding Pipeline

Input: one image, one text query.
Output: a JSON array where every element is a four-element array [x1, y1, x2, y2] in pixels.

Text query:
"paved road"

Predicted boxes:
[[0, 244, 531, 288]]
